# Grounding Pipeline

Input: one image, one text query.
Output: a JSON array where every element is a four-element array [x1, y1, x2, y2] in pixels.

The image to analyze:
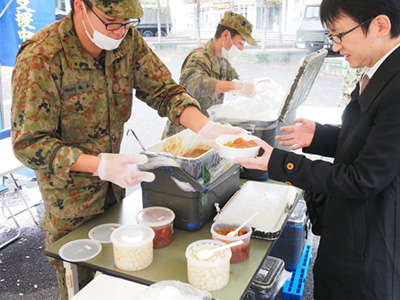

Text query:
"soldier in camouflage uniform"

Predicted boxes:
[[162, 11, 258, 138], [11, 0, 246, 299], [339, 66, 364, 107]]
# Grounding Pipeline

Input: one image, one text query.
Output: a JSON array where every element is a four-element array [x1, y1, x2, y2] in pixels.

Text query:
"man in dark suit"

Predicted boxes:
[[236, 0, 400, 299]]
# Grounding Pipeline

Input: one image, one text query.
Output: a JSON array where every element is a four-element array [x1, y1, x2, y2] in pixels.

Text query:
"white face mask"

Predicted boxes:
[[82, 4, 126, 50], [221, 34, 242, 61]]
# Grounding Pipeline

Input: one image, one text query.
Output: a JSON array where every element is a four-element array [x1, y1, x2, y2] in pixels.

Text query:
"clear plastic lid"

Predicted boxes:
[[136, 206, 175, 227], [110, 224, 155, 248], [58, 239, 102, 262], [88, 223, 121, 243]]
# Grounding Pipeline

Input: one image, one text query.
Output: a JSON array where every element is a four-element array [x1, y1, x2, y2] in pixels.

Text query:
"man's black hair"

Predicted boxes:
[[214, 24, 239, 39], [320, 0, 400, 37], [70, 0, 93, 13]]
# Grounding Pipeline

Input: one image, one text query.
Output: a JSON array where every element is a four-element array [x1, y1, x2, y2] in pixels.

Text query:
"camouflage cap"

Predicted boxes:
[[219, 11, 257, 46], [89, 0, 143, 19]]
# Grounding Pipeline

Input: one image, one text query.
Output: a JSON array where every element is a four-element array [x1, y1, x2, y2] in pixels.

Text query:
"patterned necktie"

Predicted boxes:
[[360, 74, 370, 95]]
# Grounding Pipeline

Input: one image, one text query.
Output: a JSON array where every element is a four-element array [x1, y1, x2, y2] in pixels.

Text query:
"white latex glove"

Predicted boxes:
[[231, 80, 256, 98], [197, 120, 248, 148], [94, 153, 155, 188]]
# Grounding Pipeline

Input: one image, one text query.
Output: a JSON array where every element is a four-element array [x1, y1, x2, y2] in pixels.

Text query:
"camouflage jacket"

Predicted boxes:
[[339, 66, 364, 107], [163, 39, 239, 137], [11, 13, 199, 218]]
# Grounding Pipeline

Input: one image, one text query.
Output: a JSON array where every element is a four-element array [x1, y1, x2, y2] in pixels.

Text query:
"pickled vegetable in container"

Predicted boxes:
[[211, 221, 252, 263], [136, 206, 175, 248]]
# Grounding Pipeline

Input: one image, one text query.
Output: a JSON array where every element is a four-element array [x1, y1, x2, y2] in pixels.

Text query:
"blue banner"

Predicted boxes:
[[0, 0, 55, 67]]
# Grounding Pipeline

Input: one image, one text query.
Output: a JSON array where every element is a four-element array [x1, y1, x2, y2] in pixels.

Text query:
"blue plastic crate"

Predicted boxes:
[[282, 244, 313, 300]]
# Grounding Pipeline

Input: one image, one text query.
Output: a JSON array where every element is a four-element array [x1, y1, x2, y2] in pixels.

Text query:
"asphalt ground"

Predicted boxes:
[[0, 45, 344, 299], [0, 184, 59, 300]]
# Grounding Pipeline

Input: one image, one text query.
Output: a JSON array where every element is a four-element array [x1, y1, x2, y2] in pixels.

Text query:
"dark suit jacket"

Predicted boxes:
[[269, 45, 400, 300]]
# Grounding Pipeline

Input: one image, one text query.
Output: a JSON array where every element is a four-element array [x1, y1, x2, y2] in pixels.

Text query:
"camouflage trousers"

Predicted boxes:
[[40, 186, 118, 300]]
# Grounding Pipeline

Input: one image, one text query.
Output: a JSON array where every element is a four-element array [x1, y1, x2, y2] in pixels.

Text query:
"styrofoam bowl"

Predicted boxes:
[[216, 134, 261, 161]]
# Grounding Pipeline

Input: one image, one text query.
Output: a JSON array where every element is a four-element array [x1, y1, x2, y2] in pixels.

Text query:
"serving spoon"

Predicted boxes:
[[226, 212, 259, 237], [196, 240, 243, 260], [126, 129, 146, 152]]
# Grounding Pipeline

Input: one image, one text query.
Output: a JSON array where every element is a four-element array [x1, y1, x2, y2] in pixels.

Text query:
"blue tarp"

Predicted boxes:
[[0, 0, 55, 67]]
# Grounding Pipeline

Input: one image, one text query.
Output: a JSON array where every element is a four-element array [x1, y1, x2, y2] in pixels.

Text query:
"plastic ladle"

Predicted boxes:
[[226, 212, 259, 237], [196, 240, 243, 260]]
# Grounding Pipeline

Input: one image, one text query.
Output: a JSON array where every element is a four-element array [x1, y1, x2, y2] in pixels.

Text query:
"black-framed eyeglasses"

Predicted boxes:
[[328, 17, 374, 44], [83, 0, 140, 31]]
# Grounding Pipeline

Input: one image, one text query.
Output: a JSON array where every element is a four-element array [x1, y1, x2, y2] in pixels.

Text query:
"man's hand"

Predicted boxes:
[[235, 139, 273, 171], [94, 153, 155, 188], [276, 118, 316, 150], [197, 121, 248, 148]]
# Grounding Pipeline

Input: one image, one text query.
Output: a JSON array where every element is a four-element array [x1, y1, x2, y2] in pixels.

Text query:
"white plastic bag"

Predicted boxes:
[[207, 77, 284, 122], [254, 77, 285, 101], [136, 280, 212, 300]]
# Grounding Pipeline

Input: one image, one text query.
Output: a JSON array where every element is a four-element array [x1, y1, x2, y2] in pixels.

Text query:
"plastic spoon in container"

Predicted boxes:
[[196, 240, 243, 260], [226, 212, 259, 237]]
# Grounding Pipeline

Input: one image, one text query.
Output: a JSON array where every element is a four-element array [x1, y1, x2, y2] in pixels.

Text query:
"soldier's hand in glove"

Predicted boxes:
[[231, 80, 256, 98], [94, 153, 155, 188], [197, 120, 248, 148]]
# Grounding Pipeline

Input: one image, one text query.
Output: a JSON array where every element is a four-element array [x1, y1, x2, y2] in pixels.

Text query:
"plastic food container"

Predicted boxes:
[[211, 221, 252, 263], [110, 224, 155, 271], [214, 181, 298, 240], [136, 206, 175, 248], [58, 239, 102, 262], [185, 239, 231, 291], [215, 134, 260, 161], [88, 223, 121, 243], [247, 256, 286, 298]]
